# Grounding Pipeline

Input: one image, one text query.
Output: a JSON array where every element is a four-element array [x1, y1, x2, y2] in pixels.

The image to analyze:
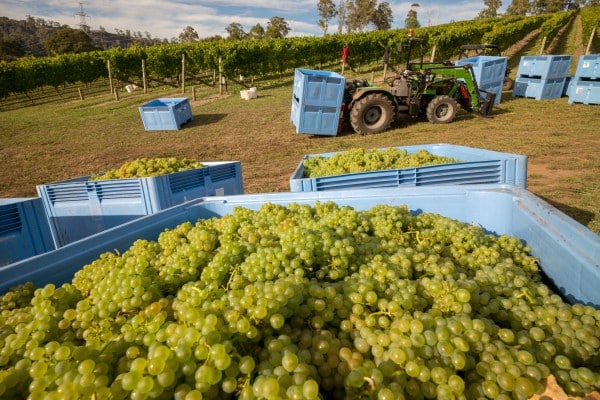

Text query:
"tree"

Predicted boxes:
[[226, 23, 247, 40], [178, 26, 199, 43], [477, 0, 503, 18], [0, 39, 25, 61], [505, 0, 530, 15], [372, 2, 393, 30], [405, 4, 421, 29], [318, 0, 338, 35], [265, 17, 291, 38], [346, 0, 377, 32], [338, 0, 347, 33], [248, 24, 265, 39], [44, 27, 97, 55]]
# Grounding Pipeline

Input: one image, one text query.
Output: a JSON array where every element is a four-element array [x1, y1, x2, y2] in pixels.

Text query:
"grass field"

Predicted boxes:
[[1, 21, 599, 236]]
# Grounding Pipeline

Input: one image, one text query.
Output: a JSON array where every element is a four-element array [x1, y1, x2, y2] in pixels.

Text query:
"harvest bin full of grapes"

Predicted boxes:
[[36, 158, 243, 247], [1, 185, 599, 399], [290, 144, 528, 192]]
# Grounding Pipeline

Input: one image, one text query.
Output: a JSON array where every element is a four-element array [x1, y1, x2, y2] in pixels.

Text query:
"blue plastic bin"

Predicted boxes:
[[568, 78, 600, 104], [36, 161, 243, 247], [1, 186, 598, 308], [512, 76, 566, 100], [456, 56, 507, 104], [0, 198, 55, 267], [291, 68, 345, 136], [290, 144, 528, 192], [516, 55, 572, 80], [139, 98, 193, 130], [574, 54, 600, 80]]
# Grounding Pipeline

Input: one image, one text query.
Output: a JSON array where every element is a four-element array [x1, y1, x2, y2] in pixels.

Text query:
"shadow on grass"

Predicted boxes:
[[536, 193, 596, 228], [187, 113, 227, 127]]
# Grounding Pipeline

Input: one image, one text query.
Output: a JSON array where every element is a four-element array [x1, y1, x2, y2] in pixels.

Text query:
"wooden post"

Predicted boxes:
[[78, 88, 84, 100], [181, 53, 186, 93], [586, 27, 596, 55], [114, 87, 120, 101], [430, 45, 436, 62], [107, 59, 114, 94], [192, 86, 196, 102], [219, 56, 223, 96], [383, 64, 388, 82], [142, 59, 147, 94], [539, 36, 547, 55]]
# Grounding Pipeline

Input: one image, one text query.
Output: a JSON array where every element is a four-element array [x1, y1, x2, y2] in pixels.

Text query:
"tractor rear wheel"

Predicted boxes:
[[350, 93, 394, 134], [426, 95, 458, 124]]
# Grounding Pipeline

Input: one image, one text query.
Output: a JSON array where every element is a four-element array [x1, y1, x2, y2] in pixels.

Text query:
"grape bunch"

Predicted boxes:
[[302, 148, 461, 178], [0, 201, 599, 400], [90, 157, 205, 181]]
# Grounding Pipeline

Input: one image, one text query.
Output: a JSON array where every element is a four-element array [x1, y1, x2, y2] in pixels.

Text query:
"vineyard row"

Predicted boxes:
[[1, 10, 596, 99]]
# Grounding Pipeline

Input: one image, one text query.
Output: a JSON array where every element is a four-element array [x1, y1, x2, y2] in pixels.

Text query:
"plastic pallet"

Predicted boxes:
[[516, 55, 572, 80], [139, 98, 193, 130], [568, 78, 600, 105], [574, 54, 600, 80]]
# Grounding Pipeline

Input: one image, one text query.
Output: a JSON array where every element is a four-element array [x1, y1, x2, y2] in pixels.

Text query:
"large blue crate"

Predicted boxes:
[[512, 76, 566, 100], [1, 185, 598, 308], [568, 78, 600, 104], [291, 68, 345, 136], [456, 55, 507, 87], [478, 79, 504, 105], [516, 55, 572, 80], [290, 144, 528, 192], [36, 161, 243, 247], [139, 98, 193, 130], [574, 54, 600, 80], [0, 198, 55, 267]]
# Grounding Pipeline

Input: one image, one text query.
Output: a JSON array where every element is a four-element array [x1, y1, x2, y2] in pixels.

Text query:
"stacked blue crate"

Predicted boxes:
[[456, 56, 507, 105], [512, 55, 572, 100], [291, 69, 346, 136], [567, 54, 600, 105]]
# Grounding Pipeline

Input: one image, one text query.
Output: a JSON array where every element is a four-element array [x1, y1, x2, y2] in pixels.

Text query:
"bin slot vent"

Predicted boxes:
[[47, 186, 89, 203], [169, 169, 206, 193], [0, 204, 21, 234], [96, 182, 143, 200], [210, 164, 237, 182]]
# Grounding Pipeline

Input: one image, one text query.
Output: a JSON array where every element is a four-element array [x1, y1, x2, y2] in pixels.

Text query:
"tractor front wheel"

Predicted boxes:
[[350, 93, 394, 135], [426, 95, 458, 124]]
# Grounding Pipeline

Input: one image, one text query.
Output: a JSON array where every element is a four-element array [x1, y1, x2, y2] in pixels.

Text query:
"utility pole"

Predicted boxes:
[[75, 2, 91, 33]]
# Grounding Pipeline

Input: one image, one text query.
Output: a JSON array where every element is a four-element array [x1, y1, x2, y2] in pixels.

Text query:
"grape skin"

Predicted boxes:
[[1, 201, 599, 399]]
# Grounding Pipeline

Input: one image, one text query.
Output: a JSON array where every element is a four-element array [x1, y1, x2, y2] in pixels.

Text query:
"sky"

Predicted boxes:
[[1, 0, 508, 40]]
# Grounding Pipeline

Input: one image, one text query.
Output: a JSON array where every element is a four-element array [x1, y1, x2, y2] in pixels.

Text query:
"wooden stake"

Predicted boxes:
[[539, 36, 547, 55], [142, 59, 147, 94], [430, 45, 436, 62], [107, 59, 114, 94], [78, 88, 84, 100], [114, 87, 119, 101], [192, 86, 197, 102], [219, 56, 223, 96], [586, 27, 596, 55], [181, 53, 186, 93]]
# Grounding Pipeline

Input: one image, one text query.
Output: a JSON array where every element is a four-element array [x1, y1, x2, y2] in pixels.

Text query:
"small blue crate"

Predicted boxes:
[[512, 76, 566, 100], [574, 54, 600, 80], [2, 186, 598, 307], [290, 144, 527, 192], [36, 161, 243, 247], [139, 98, 193, 130], [291, 68, 345, 136], [0, 198, 55, 267], [568, 78, 600, 104], [516, 55, 572, 80], [478, 79, 504, 105]]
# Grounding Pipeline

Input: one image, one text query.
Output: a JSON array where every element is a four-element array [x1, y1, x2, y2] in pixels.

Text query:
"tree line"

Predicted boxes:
[[1, 0, 599, 61]]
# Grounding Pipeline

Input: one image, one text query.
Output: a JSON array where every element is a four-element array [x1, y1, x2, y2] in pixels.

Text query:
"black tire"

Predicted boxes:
[[503, 76, 514, 91], [349, 93, 394, 134], [426, 95, 458, 124]]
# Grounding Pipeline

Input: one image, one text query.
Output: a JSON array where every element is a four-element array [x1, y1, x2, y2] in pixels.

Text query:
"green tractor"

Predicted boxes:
[[342, 35, 496, 134]]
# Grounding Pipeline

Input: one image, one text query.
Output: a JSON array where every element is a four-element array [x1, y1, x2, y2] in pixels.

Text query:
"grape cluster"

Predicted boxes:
[[1, 202, 599, 399], [302, 148, 461, 178], [90, 157, 205, 180]]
